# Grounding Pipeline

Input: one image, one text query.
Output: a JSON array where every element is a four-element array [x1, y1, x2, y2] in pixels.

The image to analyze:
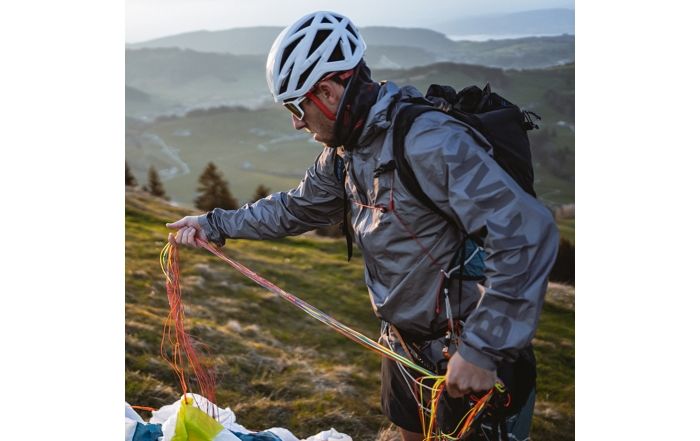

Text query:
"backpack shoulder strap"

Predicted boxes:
[[392, 104, 465, 235]]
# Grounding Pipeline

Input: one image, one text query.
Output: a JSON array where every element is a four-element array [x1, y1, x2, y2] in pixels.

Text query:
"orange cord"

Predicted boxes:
[[131, 405, 158, 412], [160, 242, 218, 415]]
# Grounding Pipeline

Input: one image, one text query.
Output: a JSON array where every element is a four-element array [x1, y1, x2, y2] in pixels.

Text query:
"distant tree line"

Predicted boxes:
[[126, 161, 170, 200], [126, 161, 275, 208]]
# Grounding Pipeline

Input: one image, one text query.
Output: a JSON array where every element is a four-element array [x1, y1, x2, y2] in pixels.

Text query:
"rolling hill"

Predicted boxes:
[[127, 26, 457, 55], [436, 8, 575, 37], [127, 26, 283, 55], [126, 62, 574, 208], [126, 48, 270, 115], [125, 31, 574, 118]]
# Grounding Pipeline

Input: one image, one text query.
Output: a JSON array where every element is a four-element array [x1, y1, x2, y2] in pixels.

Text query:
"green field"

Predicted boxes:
[[126, 107, 323, 206], [126, 188, 574, 440], [126, 63, 574, 209]]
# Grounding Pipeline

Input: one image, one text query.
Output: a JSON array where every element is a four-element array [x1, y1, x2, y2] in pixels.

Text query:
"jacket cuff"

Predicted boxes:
[[197, 213, 226, 247], [457, 342, 498, 371]]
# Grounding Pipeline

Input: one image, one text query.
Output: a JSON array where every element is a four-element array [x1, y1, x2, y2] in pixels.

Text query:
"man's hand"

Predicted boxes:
[[444, 350, 497, 398], [166, 216, 208, 248]]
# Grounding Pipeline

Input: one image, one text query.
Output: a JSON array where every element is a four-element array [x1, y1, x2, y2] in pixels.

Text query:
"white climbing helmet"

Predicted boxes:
[[266, 11, 366, 103]]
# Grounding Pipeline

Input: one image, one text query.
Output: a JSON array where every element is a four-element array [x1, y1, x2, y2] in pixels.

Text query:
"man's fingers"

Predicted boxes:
[[166, 219, 184, 229], [445, 382, 460, 398], [167, 218, 205, 248], [446, 377, 495, 398], [186, 227, 197, 246], [445, 375, 469, 398], [166, 216, 196, 229], [175, 228, 187, 245]]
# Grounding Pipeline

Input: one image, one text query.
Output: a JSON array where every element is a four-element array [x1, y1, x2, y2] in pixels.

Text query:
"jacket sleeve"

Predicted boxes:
[[404, 112, 560, 371], [196, 147, 346, 246]]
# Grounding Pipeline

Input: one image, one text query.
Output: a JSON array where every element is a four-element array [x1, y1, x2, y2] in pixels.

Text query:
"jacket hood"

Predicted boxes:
[[356, 82, 423, 147]]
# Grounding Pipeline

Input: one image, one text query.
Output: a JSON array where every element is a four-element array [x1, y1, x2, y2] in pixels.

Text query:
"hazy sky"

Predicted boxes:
[[126, 0, 574, 43]]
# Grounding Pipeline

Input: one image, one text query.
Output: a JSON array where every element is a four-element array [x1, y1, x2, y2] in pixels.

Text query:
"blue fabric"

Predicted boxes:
[[460, 238, 485, 280], [231, 430, 283, 441], [132, 422, 163, 441]]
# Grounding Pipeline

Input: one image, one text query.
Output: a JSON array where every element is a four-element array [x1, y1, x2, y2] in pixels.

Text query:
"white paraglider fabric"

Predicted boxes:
[[125, 394, 351, 441]]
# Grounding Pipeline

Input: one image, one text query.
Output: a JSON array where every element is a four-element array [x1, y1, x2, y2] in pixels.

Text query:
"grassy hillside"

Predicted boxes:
[[126, 189, 574, 440], [126, 63, 574, 208], [125, 107, 320, 205], [126, 48, 269, 114], [450, 35, 574, 69]]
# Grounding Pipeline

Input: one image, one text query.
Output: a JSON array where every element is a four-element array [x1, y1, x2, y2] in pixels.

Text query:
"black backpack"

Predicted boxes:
[[391, 83, 541, 281]]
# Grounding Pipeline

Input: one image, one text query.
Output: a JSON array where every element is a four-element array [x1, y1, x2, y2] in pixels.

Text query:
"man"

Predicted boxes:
[[167, 11, 558, 441]]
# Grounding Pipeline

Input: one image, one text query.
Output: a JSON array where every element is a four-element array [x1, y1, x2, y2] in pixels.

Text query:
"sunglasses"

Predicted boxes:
[[283, 94, 308, 120], [282, 70, 352, 120]]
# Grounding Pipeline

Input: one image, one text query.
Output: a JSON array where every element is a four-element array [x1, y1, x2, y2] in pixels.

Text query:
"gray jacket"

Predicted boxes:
[[198, 81, 559, 371]]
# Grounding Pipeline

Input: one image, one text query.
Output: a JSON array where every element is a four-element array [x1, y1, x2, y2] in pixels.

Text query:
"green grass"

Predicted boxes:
[[126, 188, 574, 440], [558, 219, 575, 244]]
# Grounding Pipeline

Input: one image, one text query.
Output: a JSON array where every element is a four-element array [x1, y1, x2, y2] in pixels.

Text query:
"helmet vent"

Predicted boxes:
[[278, 74, 290, 95], [321, 16, 332, 23], [297, 17, 314, 31], [280, 35, 303, 70], [309, 29, 331, 55], [298, 58, 320, 89], [346, 24, 358, 39], [348, 39, 356, 53], [329, 41, 344, 62]]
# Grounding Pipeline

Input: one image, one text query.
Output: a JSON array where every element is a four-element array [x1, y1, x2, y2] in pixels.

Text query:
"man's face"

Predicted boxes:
[[290, 80, 344, 146]]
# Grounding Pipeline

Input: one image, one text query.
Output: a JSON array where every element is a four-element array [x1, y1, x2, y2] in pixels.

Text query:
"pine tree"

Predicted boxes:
[[194, 162, 239, 211], [126, 162, 137, 187], [252, 184, 271, 202], [146, 165, 168, 200]]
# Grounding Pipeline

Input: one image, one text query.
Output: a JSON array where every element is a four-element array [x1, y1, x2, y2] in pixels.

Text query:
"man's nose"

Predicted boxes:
[[291, 114, 306, 130]]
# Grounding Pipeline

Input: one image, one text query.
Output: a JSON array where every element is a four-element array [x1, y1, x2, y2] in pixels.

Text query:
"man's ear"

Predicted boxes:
[[317, 80, 344, 106]]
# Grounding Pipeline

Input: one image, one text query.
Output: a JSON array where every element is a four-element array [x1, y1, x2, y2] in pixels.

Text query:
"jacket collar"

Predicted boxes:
[[356, 82, 423, 147]]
